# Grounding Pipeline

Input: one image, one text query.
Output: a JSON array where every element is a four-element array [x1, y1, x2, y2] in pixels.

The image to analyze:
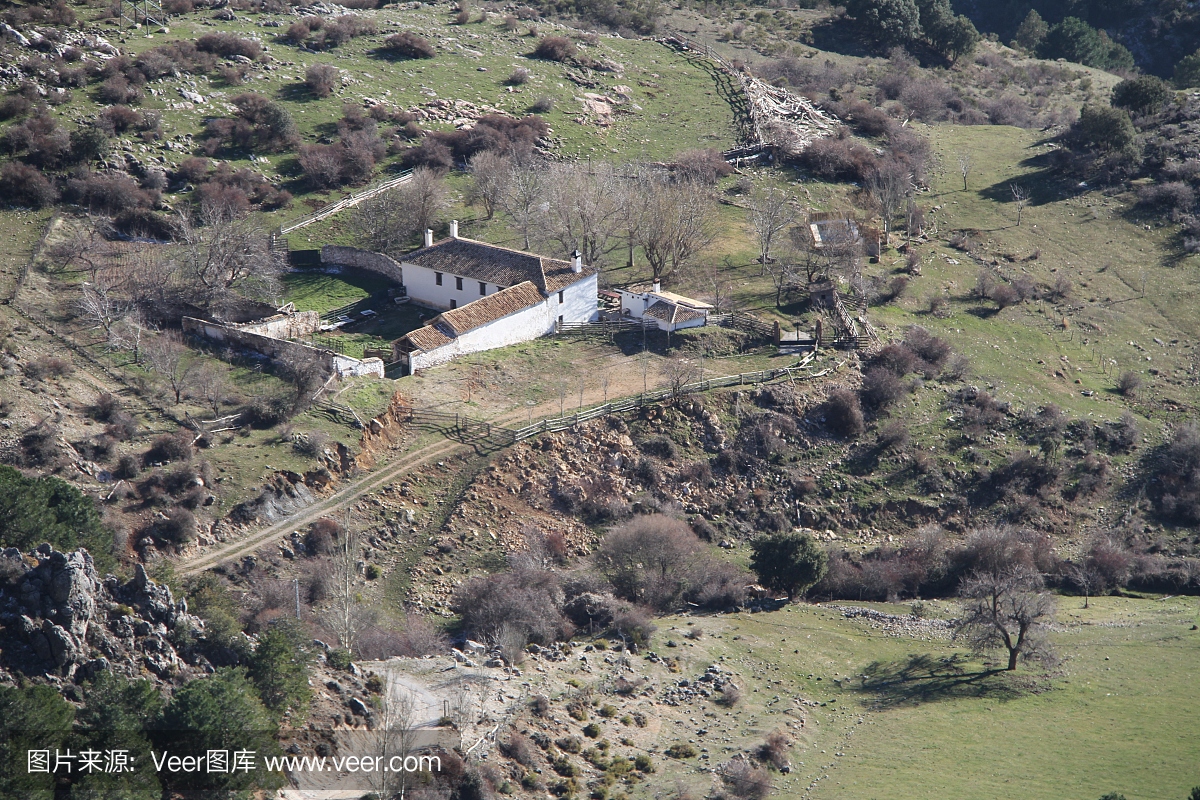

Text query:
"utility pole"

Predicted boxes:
[[294, 578, 301, 620]]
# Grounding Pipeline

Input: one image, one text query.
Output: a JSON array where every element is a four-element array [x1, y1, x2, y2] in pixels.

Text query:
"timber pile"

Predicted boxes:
[[741, 74, 839, 156]]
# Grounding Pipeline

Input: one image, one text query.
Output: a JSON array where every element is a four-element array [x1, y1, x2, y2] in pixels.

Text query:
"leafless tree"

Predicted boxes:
[[542, 161, 622, 267], [77, 278, 126, 338], [466, 150, 511, 220], [747, 186, 796, 276], [277, 346, 331, 411], [143, 330, 193, 404], [46, 217, 115, 281], [786, 222, 861, 289], [177, 204, 285, 307], [957, 153, 971, 191], [954, 566, 1057, 671], [188, 362, 234, 417], [867, 163, 911, 244], [614, 166, 650, 268], [500, 159, 548, 251], [351, 188, 414, 257], [661, 356, 701, 399], [371, 677, 421, 799], [596, 515, 703, 609], [107, 309, 153, 362], [321, 526, 368, 656], [1011, 183, 1029, 226], [764, 259, 798, 308], [635, 176, 717, 285], [698, 258, 735, 312], [403, 166, 450, 237], [1063, 561, 1100, 609]]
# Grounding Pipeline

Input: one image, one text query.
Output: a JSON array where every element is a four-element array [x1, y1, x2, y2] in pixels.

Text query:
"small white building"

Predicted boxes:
[[617, 282, 712, 333], [394, 226, 598, 374]]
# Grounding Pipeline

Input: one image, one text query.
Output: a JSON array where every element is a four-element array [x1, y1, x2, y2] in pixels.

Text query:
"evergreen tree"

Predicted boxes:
[[0, 685, 74, 799], [1112, 75, 1173, 115], [1013, 9, 1048, 52], [154, 668, 283, 794], [1174, 50, 1200, 88], [1072, 104, 1137, 151], [71, 672, 164, 799], [248, 624, 313, 719], [750, 531, 829, 600], [845, 0, 923, 47]]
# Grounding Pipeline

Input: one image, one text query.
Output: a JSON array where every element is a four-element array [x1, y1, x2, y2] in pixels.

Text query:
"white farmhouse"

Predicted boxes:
[[616, 282, 712, 333], [393, 224, 598, 373]]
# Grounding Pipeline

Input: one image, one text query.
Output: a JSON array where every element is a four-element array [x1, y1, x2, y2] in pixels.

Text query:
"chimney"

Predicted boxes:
[[450, 220, 459, 239], [653, 280, 661, 294], [571, 249, 582, 273], [423, 229, 433, 248]]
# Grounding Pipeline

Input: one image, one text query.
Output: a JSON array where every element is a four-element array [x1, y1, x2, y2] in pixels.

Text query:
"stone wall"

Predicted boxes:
[[321, 245, 404, 285], [183, 317, 384, 378], [237, 311, 321, 339]]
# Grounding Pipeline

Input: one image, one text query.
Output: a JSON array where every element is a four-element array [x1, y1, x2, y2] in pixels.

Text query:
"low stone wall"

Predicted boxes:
[[237, 311, 320, 339], [183, 316, 384, 379], [321, 245, 404, 285]]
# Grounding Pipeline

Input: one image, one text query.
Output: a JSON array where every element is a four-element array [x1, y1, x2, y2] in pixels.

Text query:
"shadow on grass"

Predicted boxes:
[[856, 653, 1026, 709]]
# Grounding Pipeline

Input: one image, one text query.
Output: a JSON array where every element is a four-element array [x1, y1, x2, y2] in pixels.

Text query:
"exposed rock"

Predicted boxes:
[[0, 546, 203, 681]]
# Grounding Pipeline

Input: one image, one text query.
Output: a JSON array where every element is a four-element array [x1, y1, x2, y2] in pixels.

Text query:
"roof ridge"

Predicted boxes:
[[426, 236, 571, 265]]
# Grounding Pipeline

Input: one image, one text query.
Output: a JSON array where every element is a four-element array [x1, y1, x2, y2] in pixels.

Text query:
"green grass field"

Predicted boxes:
[[646, 596, 1200, 800]]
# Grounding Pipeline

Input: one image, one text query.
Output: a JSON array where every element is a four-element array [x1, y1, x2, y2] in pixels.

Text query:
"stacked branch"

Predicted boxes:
[[740, 74, 839, 156]]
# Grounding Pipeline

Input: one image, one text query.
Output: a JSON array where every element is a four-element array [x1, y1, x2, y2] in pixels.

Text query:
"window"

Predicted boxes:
[[558, 290, 564, 304], [450, 299, 457, 309], [479, 282, 487, 296], [435, 272, 443, 286], [455, 276, 463, 291], [558, 314, 564, 326]]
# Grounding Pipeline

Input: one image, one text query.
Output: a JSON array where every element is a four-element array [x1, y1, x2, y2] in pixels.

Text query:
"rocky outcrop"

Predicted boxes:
[[0, 545, 204, 682]]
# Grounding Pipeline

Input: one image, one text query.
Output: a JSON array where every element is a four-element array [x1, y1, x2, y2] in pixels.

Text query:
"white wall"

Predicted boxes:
[[400, 261, 503, 311], [618, 289, 651, 319], [409, 300, 557, 372], [557, 273, 599, 324], [334, 355, 385, 378]]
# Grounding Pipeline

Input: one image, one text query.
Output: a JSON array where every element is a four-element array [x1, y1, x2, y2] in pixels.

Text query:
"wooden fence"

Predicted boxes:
[[393, 355, 843, 448], [269, 169, 414, 250]]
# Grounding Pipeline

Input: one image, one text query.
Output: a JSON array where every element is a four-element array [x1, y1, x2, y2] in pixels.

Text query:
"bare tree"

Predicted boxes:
[[466, 150, 511, 221], [189, 362, 234, 417], [662, 356, 701, 399], [1010, 183, 1029, 226], [277, 346, 331, 412], [765, 259, 798, 308], [954, 567, 1057, 671], [77, 278, 126, 338], [698, 258, 735, 312], [46, 217, 115, 281], [177, 205, 285, 307], [747, 186, 796, 276], [371, 677, 421, 799], [542, 161, 622, 267], [786, 221, 861, 289], [321, 526, 367, 656], [143, 331, 193, 404], [108, 309, 153, 362], [957, 153, 971, 191], [500, 160, 548, 251], [636, 176, 717, 285], [867, 163, 911, 244], [614, 166, 650, 268], [403, 166, 450, 237]]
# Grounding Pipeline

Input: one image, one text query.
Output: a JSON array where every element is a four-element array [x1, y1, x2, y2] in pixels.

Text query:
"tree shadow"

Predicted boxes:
[[976, 148, 1078, 209], [276, 82, 317, 103], [855, 653, 1026, 709]]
